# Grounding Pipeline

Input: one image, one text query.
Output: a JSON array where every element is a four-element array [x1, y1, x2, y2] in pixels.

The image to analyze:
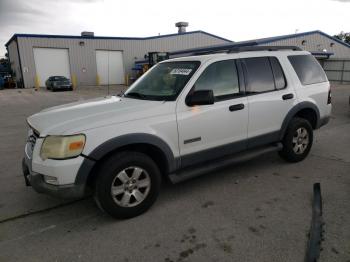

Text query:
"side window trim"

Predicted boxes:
[[267, 57, 277, 90], [268, 57, 287, 90], [236, 59, 247, 95]]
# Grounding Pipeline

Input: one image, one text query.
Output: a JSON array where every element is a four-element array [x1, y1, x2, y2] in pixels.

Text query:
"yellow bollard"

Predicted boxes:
[[125, 74, 129, 86], [34, 75, 40, 90], [72, 74, 77, 90], [96, 74, 100, 86]]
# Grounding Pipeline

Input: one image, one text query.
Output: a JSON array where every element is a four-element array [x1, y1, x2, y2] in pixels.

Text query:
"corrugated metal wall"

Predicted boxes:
[[323, 59, 350, 83], [259, 32, 350, 59], [7, 40, 22, 84], [14, 33, 229, 88]]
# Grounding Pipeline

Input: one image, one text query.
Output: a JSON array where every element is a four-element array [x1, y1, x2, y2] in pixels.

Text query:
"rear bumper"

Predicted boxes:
[[52, 85, 72, 90]]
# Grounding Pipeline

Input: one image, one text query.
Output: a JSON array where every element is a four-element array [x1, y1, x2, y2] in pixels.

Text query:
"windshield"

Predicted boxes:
[[124, 61, 200, 101]]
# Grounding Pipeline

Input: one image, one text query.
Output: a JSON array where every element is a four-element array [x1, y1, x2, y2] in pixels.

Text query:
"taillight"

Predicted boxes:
[[327, 88, 331, 104]]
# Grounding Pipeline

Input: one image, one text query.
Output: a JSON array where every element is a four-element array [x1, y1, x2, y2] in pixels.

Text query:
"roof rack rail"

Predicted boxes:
[[228, 45, 302, 53]]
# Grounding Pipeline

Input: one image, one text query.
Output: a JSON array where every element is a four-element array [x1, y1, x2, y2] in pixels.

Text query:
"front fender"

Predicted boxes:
[[74, 133, 177, 185]]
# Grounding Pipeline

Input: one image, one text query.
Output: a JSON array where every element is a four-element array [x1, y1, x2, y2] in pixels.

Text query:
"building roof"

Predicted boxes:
[[166, 30, 349, 58], [5, 30, 233, 47], [253, 30, 350, 49]]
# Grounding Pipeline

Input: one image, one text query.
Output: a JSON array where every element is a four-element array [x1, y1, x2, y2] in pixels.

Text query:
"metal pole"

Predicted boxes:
[[341, 60, 345, 84], [107, 51, 110, 96]]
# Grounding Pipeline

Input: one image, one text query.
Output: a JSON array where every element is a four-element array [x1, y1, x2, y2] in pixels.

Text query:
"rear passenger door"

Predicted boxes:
[[241, 56, 296, 148]]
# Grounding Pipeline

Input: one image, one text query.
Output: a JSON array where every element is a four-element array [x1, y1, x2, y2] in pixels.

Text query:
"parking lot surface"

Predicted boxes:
[[0, 85, 349, 262]]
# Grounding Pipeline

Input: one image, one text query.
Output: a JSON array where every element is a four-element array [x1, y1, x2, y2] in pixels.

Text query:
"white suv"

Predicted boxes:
[[22, 46, 331, 219]]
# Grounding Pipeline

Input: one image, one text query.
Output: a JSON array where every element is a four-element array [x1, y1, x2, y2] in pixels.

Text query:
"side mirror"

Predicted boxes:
[[186, 90, 215, 106]]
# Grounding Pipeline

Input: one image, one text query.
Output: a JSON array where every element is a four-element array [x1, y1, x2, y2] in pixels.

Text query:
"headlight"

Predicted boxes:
[[40, 134, 85, 160]]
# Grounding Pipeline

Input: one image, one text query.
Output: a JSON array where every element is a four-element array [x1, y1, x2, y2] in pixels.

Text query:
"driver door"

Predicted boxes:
[[176, 59, 248, 168]]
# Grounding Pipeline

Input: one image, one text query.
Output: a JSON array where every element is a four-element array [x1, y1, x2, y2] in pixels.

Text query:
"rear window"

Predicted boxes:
[[52, 76, 67, 81], [288, 55, 327, 85]]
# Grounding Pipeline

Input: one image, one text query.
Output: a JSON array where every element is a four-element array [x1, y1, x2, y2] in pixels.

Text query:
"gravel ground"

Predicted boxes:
[[0, 84, 349, 262]]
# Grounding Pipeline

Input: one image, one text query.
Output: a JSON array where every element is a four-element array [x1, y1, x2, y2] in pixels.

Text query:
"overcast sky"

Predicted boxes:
[[0, 0, 349, 56]]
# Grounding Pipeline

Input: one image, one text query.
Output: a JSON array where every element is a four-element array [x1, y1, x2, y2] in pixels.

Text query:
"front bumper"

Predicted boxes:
[[22, 153, 91, 199]]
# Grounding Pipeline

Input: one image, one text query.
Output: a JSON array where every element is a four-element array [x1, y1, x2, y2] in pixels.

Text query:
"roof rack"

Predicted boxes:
[[227, 45, 302, 53], [170, 44, 303, 58], [189, 45, 302, 56]]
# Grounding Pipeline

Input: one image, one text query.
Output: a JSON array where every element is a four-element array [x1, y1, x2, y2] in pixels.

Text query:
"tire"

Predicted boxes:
[[94, 151, 161, 219], [279, 117, 313, 162]]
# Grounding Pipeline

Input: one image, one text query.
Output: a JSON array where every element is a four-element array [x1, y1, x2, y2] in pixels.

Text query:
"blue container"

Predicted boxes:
[[0, 76, 4, 89]]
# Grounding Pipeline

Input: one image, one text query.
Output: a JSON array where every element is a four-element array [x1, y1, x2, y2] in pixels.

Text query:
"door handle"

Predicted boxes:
[[282, 93, 294, 100], [229, 103, 245, 112]]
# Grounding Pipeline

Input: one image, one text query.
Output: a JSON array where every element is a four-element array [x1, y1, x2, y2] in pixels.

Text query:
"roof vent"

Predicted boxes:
[[81, 31, 94, 37], [175, 22, 189, 34]]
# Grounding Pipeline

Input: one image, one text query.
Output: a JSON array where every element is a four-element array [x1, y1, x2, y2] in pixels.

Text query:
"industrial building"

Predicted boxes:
[[253, 30, 350, 83], [5, 24, 231, 88], [5, 26, 350, 88]]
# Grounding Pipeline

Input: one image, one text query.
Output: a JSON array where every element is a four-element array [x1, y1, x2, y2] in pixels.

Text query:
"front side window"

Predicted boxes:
[[288, 55, 327, 85], [124, 61, 200, 101], [193, 60, 240, 101]]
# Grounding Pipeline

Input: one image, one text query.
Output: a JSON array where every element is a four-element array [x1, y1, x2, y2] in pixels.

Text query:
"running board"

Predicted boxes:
[[169, 143, 283, 184]]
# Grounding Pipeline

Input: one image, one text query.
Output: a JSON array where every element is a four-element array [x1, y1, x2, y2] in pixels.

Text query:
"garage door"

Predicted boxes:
[[96, 50, 125, 85], [33, 48, 71, 86]]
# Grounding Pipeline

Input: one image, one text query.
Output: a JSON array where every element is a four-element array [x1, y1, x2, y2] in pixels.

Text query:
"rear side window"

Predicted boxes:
[[288, 55, 327, 85], [242, 57, 286, 93]]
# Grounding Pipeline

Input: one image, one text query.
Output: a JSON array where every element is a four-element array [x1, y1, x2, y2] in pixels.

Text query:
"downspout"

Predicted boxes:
[[15, 37, 25, 88]]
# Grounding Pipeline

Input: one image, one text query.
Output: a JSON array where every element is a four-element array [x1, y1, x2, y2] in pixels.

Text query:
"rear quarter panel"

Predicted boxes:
[[281, 52, 331, 120]]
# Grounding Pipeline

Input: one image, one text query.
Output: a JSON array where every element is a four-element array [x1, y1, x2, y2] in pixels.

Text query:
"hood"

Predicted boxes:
[[27, 96, 171, 136]]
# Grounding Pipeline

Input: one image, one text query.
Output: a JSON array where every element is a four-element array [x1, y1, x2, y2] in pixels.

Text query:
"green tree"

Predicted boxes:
[[333, 31, 350, 44]]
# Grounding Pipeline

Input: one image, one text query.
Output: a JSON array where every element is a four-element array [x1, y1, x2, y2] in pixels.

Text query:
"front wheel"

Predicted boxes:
[[279, 117, 313, 162], [94, 151, 161, 219]]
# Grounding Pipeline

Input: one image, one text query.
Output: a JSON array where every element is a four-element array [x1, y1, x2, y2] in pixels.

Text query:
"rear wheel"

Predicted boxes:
[[94, 151, 161, 219], [279, 117, 313, 162]]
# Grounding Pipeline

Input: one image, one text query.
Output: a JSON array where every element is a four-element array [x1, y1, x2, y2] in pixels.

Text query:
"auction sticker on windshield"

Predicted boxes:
[[170, 68, 192, 75]]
